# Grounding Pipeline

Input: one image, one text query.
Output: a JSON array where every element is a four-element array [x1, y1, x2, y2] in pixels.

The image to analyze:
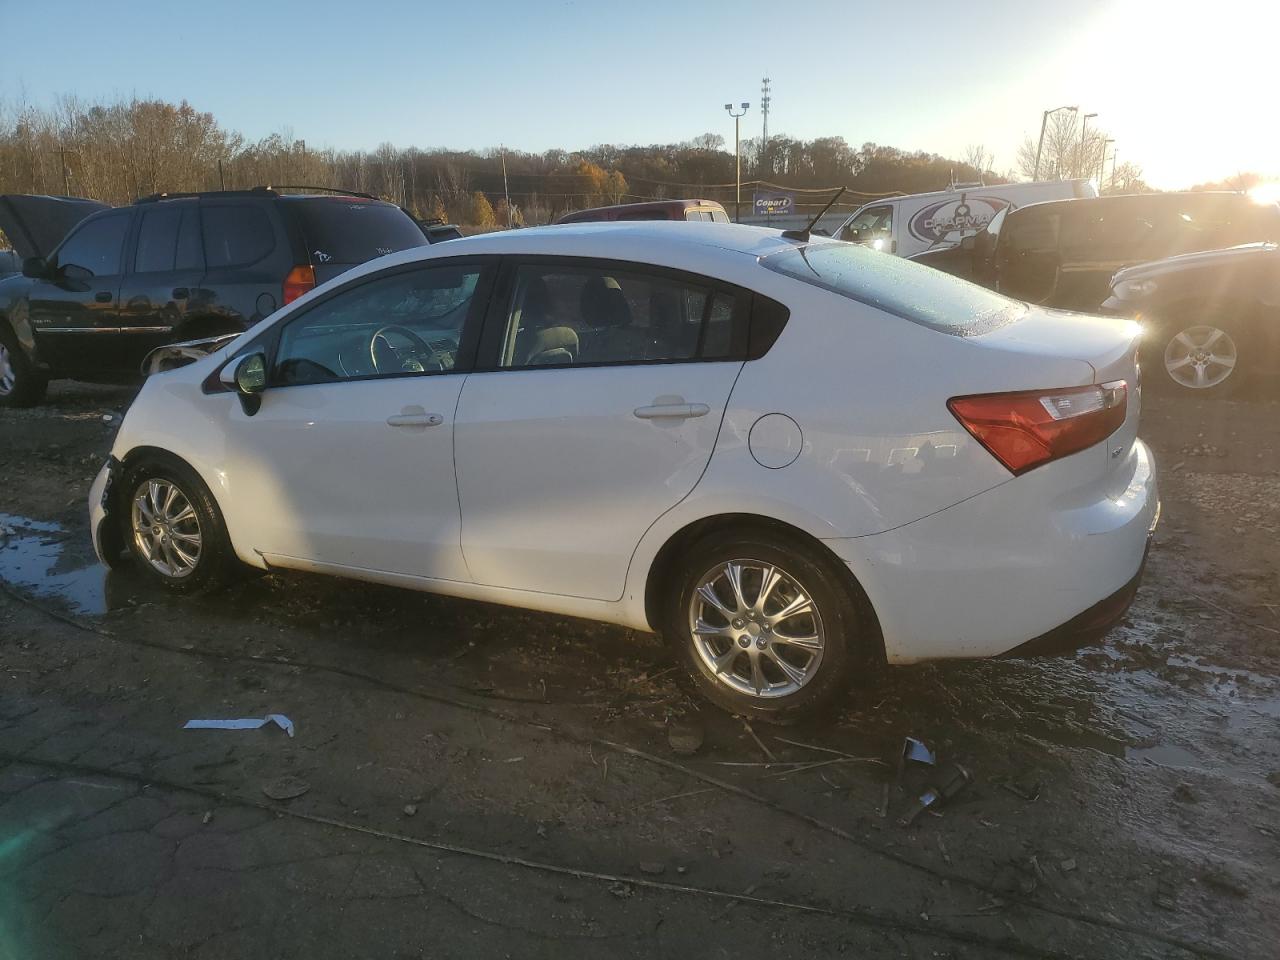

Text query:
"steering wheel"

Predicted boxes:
[[369, 324, 449, 374]]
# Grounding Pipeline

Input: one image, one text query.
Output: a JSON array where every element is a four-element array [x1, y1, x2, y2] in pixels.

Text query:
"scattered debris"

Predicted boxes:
[[183, 714, 295, 737], [639, 861, 665, 876], [998, 778, 1041, 802], [403, 804, 418, 817], [900, 764, 972, 827], [201, 810, 213, 825], [667, 717, 705, 757], [608, 881, 633, 899], [261, 775, 310, 801], [1060, 858, 1077, 872], [901, 736, 936, 768], [742, 719, 776, 762]]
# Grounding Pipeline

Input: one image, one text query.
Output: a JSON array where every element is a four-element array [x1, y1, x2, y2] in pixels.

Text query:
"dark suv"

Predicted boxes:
[[989, 192, 1280, 311], [0, 187, 427, 406]]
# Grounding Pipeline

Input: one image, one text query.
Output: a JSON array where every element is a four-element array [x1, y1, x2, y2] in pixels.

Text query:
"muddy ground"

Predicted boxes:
[[1, 382, 1278, 959]]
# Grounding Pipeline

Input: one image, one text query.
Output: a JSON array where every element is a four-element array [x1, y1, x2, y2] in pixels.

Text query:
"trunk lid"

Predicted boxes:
[[0, 195, 111, 260]]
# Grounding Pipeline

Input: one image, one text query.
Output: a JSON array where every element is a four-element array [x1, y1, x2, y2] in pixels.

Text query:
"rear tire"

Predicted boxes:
[[665, 531, 868, 721], [120, 454, 238, 595], [0, 323, 49, 408]]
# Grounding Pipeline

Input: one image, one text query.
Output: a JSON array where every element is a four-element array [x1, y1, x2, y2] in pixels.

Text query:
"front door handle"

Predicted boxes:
[[387, 405, 443, 428], [94, 291, 112, 303], [633, 402, 710, 420]]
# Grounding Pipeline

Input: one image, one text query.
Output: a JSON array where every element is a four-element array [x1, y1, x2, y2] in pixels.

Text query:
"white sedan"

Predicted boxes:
[[89, 222, 1158, 718]]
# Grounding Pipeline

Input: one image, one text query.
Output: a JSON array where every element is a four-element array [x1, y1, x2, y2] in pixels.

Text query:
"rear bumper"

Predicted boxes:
[[826, 440, 1159, 663], [1000, 536, 1151, 658]]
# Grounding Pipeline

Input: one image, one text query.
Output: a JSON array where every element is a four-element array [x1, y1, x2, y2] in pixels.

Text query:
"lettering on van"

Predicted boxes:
[[908, 195, 1010, 243]]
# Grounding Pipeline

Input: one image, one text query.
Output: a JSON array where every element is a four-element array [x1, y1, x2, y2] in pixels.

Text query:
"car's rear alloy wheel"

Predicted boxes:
[[688, 560, 826, 699], [670, 533, 865, 720], [131, 478, 204, 579], [1163, 324, 1237, 391]]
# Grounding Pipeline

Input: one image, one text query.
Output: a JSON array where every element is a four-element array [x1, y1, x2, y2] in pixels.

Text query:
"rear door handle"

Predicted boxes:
[[386, 406, 443, 428], [94, 291, 112, 303], [172, 287, 189, 300], [633, 402, 710, 420]]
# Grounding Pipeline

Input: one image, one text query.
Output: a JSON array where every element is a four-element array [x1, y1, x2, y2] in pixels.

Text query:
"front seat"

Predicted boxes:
[[517, 276, 579, 366]]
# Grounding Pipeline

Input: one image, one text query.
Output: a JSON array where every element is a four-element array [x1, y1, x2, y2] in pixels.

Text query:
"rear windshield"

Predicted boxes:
[[285, 199, 426, 265], [761, 242, 1026, 335]]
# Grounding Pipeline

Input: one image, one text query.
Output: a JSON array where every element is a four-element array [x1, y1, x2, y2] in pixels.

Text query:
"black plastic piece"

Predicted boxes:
[[747, 294, 790, 360]]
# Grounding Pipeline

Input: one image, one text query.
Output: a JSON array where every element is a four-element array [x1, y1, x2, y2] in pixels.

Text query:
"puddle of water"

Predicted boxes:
[[0, 513, 110, 615]]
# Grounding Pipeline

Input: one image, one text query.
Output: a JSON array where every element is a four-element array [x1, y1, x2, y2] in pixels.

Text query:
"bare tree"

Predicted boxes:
[[962, 143, 994, 178]]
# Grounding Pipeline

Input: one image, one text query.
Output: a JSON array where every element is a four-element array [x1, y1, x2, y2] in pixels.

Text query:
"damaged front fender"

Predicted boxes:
[[142, 333, 240, 376]]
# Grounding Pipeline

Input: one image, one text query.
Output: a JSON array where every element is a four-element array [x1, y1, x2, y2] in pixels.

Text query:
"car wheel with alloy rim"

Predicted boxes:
[[669, 531, 867, 720], [0, 323, 49, 407], [120, 454, 237, 594]]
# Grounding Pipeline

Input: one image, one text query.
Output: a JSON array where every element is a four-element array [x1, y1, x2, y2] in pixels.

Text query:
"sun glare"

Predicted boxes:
[[1249, 182, 1280, 206]]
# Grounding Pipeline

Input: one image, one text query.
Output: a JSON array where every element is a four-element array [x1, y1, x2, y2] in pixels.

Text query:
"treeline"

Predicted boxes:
[[1, 96, 1013, 225]]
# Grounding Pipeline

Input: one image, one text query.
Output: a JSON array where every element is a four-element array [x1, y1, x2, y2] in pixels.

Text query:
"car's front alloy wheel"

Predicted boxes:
[[688, 559, 826, 699], [120, 455, 237, 594], [0, 324, 49, 407], [131, 477, 204, 579]]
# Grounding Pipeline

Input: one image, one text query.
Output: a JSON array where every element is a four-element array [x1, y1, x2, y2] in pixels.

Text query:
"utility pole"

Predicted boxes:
[[218, 158, 226, 191], [725, 101, 749, 222], [1034, 105, 1076, 180], [761, 75, 771, 145], [1110, 146, 1119, 192], [1099, 139, 1114, 191], [1076, 113, 1096, 179], [59, 148, 70, 194], [501, 145, 511, 228]]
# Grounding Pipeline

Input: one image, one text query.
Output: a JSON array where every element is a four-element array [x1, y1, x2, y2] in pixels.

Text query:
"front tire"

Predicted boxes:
[[121, 455, 237, 594], [666, 532, 867, 721], [0, 323, 49, 408]]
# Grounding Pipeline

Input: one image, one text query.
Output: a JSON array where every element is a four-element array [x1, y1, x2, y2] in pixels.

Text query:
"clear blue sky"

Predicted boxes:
[[3, 0, 1274, 189]]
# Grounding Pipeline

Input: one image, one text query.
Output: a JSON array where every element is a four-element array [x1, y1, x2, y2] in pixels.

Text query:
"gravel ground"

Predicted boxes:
[[1, 381, 1278, 959]]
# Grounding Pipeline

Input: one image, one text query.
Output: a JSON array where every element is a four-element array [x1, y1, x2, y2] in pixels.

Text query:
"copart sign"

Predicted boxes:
[[908, 195, 1009, 243]]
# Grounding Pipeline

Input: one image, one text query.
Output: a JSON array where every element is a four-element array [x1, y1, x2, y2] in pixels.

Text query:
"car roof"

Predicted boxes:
[[1007, 191, 1248, 218]]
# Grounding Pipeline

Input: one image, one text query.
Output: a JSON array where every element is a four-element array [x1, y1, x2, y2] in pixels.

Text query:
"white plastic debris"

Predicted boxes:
[[183, 714, 294, 737]]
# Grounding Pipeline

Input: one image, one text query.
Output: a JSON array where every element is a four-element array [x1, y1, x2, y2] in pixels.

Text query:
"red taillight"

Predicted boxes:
[[949, 381, 1127, 475], [282, 265, 316, 305]]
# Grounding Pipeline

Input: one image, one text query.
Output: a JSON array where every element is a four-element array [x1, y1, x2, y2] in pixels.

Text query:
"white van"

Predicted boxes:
[[830, 179, 1097, 259]]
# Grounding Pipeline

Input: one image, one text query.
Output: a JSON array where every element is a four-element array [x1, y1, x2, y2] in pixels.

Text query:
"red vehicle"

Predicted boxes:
[[556, 199, 730, 224]]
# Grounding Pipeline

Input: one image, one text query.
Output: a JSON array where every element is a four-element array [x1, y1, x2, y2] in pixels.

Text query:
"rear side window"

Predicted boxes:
[[285, 200, 426, 265], [202, 205, 274, 268], [135, 206, 203, 273], [709, 209, 730, 223], [762, 242, 1025, 335], [56, 213, 130, 277]]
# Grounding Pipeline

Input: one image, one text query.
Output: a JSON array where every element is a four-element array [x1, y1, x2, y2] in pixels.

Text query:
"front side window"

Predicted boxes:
[[762, 241, 1025, 335], [841, 204, 893, 242], [498, 263, 736, 368], [55, 213, 130, 277], [273, 264, 481, 386]]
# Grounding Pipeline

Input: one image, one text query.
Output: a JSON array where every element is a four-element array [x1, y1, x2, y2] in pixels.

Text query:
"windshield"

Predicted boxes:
[[761, 241, 1026, 335], [284, 198, 427, 265]]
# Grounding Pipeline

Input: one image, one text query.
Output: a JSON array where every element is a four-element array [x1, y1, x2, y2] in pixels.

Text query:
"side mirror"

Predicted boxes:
[[22, 256, 48, 279], [960, 235, 976, 251], [811, 227, 830, 237], [219, 351, 267, 415]]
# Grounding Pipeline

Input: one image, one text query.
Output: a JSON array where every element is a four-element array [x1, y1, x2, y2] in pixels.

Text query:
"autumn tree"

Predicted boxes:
[[468, 190, 496, 228]]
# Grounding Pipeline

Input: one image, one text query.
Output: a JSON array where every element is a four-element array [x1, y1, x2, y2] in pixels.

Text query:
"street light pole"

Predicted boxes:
[[725, 101, 749, 222], [1076, 113, 1096, 179], [1099, 139, 1114, 191], [1034, 105, 1077, 180]]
